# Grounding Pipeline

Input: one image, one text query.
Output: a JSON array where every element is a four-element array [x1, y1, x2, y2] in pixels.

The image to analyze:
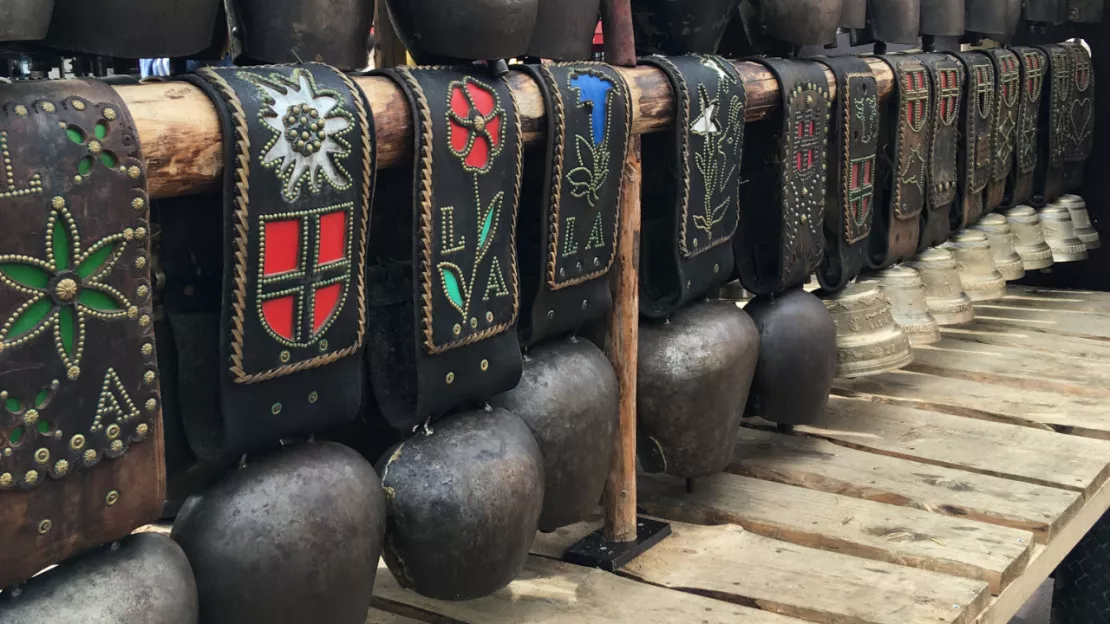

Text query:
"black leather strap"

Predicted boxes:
[[1009, 46, 1047, 208], [735, 57, 828, 295], [1033, 43, 1070, 206], [816, 56, 879, 292], [871, 55, 929, 267], [919, 52, 962, 248], [952, 51, 995, 229], [516, 63, 631, 345], [182, 63, 373, 458], [984, 48, 1020, 212], [1063, 41, 1094, 192], [639, 55, 745, 316], [368, 66, 523, 432]]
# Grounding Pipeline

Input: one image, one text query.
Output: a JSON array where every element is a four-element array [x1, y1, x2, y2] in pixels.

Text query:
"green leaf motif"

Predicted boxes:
[[9, 426, 24, 445], [52, 213, 72, 271], [58, 305, 75, 356], [0, 263, 49, 289], [78, 288, 122, 311], [77, 240, 118, 279], [66, 126, 86, 145], [94, 121, 108, 140], [438, 263, 467, 317], [5, 397, 20, 413], [77, 156, 93, 177], [36, 419, 49, 434], [34, 388, 48, 409], [100, 151, 118, 169], [7, 298, 53, 340]]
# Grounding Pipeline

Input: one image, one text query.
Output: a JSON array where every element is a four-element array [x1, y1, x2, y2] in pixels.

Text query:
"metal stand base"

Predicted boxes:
[[563, 517, 672, 572]]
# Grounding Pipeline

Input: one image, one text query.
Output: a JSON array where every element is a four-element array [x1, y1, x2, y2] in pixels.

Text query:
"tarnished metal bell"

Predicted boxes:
[[921, 0, 966, 36], [841, 0, 867, 28], [971, 213, 1026, 281], [1038, 203, 1089, 262], [631, 0, 739, 54], [172, 443, 386, 624], [1059, 195, 1100, 249], [741, 0, 843, 46], [489, 339, 617, 532], [0, 534, 197, 624], [1067, 0, 1103, 22], [1005, 206, 1055, 270], [946, 230, 1007, 301], [869, 0, 922, 44], [965, 0, 1021, 40], [906, 247, 976, 325], [377, 408, 543, 601], [385, 0, 540, 62], [744, 289, 837, 426], [44, 0, 220, 58], [877, 267, 941, 345], [235, 0, 374, 69], [528, 0, 601, 60], [0, 1, 54, 42], [1024, 0, 1067, 23], [822, 282, 914, 378], [638, 301, 759, 478], [713, 280, 752, 302]]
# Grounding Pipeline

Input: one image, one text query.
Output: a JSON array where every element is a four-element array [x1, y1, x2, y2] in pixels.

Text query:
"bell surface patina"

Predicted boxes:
[[1060, 195, 1100, 250], [965, 0, 1021, 40], [1039, 203, 1089, 262], [378, 408, 543, 601], [869, 0, 921, 44], [823, 282, 914, 378], [744, 0, 843, 45], [638, 300, 759, 479], [44, 0, 220, 57], [906, 247, 976, 325], [1024, 0, 1067, 23], [489, 339, 617, 532], [745, 288, 837, 426], [921, 0, 965, 36], [385, 0, 539, 62], [235, 0, 374, 69], [0, 533, 197, 624], [841, 0, 867, 28], [172, 442, 386, 624], [878, 266, 941, 345], [0, 1, 54, 42], [528, 0, 601, 60], [946, 230, 1007, 301], [631, 0, 739, 54], [1005, 206, 1055, 270], [971, 214, 1026, 281]]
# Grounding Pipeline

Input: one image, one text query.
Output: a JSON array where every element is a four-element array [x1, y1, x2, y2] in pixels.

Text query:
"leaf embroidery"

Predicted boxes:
[[438, 262, 467, 316]]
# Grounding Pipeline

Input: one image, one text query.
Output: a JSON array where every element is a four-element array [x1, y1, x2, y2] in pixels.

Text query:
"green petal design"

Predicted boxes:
[[0, 262, 50, 289], [437, 262, 467, 316], [36, 419, 50, 434], [66, 126, 86, 145], [58, 305, 75, 356], [78, 287, 122, 311], [33, 387, 48, 409], [6, 298, 53, 340], [479, 203, 495, 248], [4, 397, 20, 413], [476, 192, 504, 261], [50, 212, 72, 271], [94, 121, 108, 140], [9, 426, 24, 445], [78, 156, 93, 176], [99, 151, 118, 169], [76, 238, 121, 279]]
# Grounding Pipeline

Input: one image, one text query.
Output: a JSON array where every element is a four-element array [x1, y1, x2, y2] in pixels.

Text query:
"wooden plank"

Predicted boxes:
[[636, 472, 1034, 594], [1008, 285, 1110, 309], [611, 522, 989, 624], [941, 320, 1110, 359], [993, 287, 1110, 315], [906, 337, 1110, 398], [372, 555, 807, 624], [804, 397, 1110, 496], [971, 303, 1110, 340], [365, 608, 426, 624], [729, 429, 1081, 542], [835, 370, 1110, 439]]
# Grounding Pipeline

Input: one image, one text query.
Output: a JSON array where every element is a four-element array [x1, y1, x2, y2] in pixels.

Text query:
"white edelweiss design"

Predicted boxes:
[[245, 69, 354, 202]]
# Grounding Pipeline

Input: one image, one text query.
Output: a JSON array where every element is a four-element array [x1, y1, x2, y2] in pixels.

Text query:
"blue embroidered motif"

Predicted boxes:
[[569, 72, 613, 146]]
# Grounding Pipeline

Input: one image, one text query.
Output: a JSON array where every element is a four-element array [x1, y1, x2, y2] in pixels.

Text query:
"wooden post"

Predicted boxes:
[[601, 0, 637, 66], [373, 0, 408, 69]]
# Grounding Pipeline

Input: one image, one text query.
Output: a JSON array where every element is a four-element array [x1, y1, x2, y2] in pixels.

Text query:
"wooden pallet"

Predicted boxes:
[[369, 285, 1110, 624]]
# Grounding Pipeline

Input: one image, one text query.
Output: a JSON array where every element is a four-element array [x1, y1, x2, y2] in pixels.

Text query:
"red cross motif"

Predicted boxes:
[[1072, 49, 1091, 91], [903, 67, 929, 133], [974, 65, 994, 117], [259, 205, 350, 345], [999, 55, 1020, 105], [1024, 52, 1044, 98], [936, 68, 961, 126], [848, 156, 875, 229], [794, 118, 818, 173]]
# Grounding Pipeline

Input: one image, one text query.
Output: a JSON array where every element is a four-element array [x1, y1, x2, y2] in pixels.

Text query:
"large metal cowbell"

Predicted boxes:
[[0, 1, 54, 42], [235, 0, 374, 70], [869, 0, 921, 44], [965, 0, 1021, 39], [44, 0, 220, 58], [921, 0, 965, 36]]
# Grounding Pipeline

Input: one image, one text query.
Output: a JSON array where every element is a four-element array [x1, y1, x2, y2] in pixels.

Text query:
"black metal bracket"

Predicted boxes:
[[562, 516, 672, 572]]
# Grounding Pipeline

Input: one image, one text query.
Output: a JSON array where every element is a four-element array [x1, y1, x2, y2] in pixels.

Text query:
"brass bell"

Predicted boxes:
[[1038, 203, 1089, 263], [945, 230, 1006, 302], [877, 266, 941, 345], [1004, 205, 1054, 270], [1059, 194, 1101, 250], [905, 247, 975, 325], [822, 282, 913, 378], [970, 214, 1026, 281]]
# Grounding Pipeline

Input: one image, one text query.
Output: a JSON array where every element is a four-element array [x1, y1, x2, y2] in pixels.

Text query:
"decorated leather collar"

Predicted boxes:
[[816, 56, 878, 292], [1034, 43, 1071, 206], [0, 79, 162, 589], [368, 66, 523, 432], [918, 52, 963, 248], [735, 57, 828, 296], [640, 55, 746, 316], [182, 63, 374, 458], [952, 51, 996, 230], [984, 48, 1020, 212], [1010, 46, 1047, 208], [1062, 42, 1094, 192], [516, 63, 631, 345], [871, 55, 930, 268]]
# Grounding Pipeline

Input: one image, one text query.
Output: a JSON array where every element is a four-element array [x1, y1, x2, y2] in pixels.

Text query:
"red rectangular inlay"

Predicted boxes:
[[263, 219, 301, 276], [317, 210, 347, 266], [262, 296, 296, 340], [313, 283, 342, 331]]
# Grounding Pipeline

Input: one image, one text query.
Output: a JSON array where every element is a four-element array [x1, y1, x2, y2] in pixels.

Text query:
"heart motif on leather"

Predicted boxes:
[[1071, 97, 1093, 142]]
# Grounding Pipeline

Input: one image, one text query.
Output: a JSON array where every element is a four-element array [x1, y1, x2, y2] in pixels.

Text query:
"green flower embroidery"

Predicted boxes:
[[0, 200, 132, 379]]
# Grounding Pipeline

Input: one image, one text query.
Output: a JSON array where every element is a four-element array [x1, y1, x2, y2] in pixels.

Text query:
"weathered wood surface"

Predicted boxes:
[[117, 58, 895, 199], [637, 473, 1034, 594], [971, 302, 1110, 340]]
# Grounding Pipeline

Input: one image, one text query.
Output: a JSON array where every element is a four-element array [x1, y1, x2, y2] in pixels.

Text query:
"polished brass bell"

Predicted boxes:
[[945, 230, 1007, 302], [1038, 203, 1089, 263], [906, 247, 975, 325], [970, 214, 1026, 281], [822, 283, 914, 378], [1004, 205, 1054, 270], [877, 267, 941, 345], [1059, 195, 1100, 250]]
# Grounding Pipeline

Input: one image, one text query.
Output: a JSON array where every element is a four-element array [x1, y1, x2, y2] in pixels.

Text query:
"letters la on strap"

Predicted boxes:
[[183, 64, 374, 457], [0, 79, 163, 589]]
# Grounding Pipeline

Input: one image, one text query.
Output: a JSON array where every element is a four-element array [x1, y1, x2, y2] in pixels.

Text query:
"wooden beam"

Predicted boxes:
[[117, 58, 895, 200]]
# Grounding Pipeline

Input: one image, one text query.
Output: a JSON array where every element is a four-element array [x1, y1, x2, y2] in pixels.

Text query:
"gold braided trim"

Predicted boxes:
[[651, 56, 693, 258], [539, 64, 567, 292]]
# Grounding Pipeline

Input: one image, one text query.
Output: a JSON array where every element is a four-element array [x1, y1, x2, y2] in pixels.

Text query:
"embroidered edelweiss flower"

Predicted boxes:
[[0, 202, 131, 379], [447, 77, 504, 174], [246, 68, 353, 201]]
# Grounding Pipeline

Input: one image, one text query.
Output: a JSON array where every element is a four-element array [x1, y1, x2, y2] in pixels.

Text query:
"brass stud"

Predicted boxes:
[[453, 323, 462, 336], [141, 342, 153, 356], [87, 140, 102, 154], [37, 519, 51, 534], [41, 102, 55, 113], [279, 350, 291, 363], [485, 311, 493, 322], [51, 196, 65, 209], [103, 107, 117, 120], [67, 365, 80, 380], [70, 434, 85, 450], [106, 424, 120, 440], [135, 256, 147, 269], [14, 105, 27, 117], [445, 372, 455, 384], [24, 469, 38, 485], [83, 449, 97, 464], [308, 391, 318, 403], [318, 339, 328, 352], [139, 315, 150, 328], [71, 99, 85, 111], [470, 317, 478, 328], [127, 166, 141, 179], [0, 473, 11, 487], [132, 197, 145, 211], [145, 398, 157, 412], [55, 278, 78, 302], [23, 409, 38, 425], [143, 370, 155, 385], [134, 227, 146, 239], [136, 423, 149, 438], [105, 490, 120, 506], [127, 306, 139, 319], [110, 440, 122, 453], [34, 448, 49, 464], [271, 402, 282, 415], [480, 359, 489, 372], [54, 460, 68, 476]]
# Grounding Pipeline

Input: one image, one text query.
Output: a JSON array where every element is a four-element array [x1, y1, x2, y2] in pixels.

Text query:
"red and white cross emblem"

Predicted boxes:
[[903, 66, 929, 133], [1024, 51, 1044, 99], [936, 68, 961, 126], [998, 54, 1020, 106]]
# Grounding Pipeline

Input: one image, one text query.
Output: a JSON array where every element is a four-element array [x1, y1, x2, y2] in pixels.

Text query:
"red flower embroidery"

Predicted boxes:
[[447, 77, 503, 173]]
